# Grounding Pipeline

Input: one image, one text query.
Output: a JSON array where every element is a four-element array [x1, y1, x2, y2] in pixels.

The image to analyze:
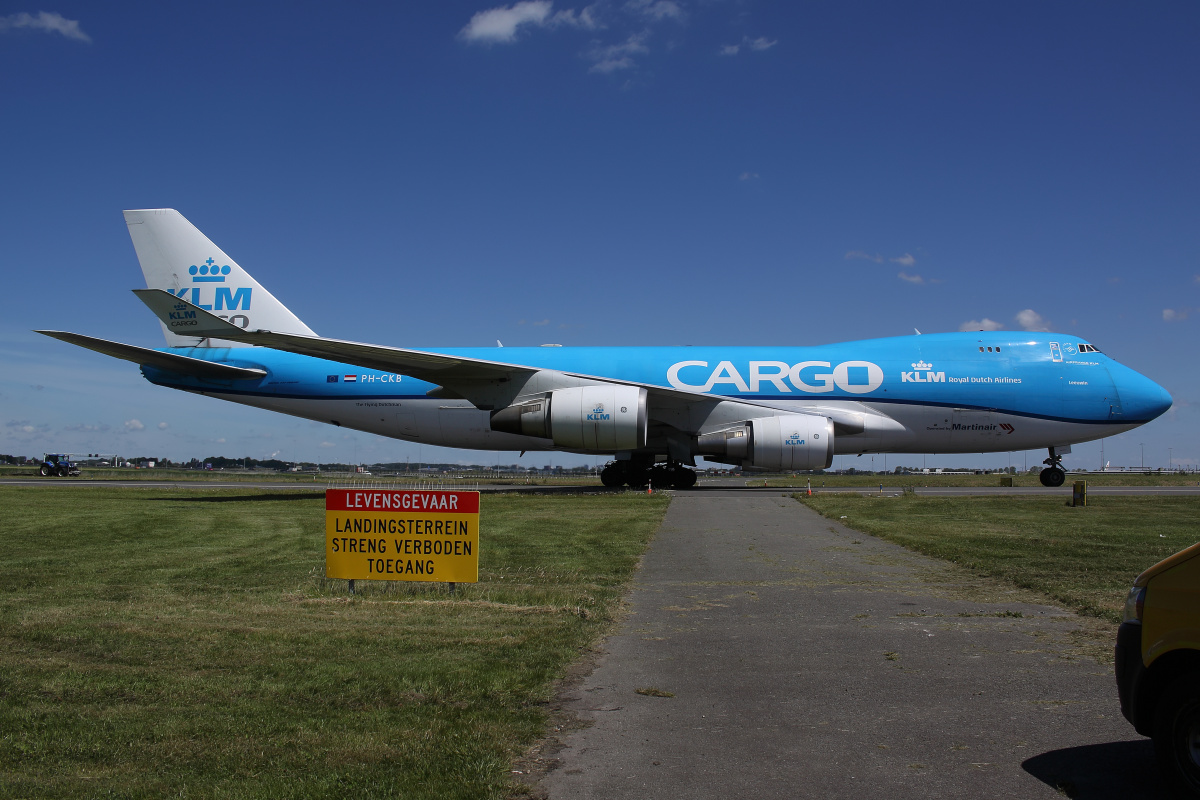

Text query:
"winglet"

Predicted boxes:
[[133, 288, 253, 341]]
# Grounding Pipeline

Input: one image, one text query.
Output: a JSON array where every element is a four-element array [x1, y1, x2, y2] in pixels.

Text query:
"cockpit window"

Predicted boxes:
[[1078, 343, 1102, 354]]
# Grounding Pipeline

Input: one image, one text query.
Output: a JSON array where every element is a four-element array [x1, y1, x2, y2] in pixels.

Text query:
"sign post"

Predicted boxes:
[[325, 488, 480, 587]]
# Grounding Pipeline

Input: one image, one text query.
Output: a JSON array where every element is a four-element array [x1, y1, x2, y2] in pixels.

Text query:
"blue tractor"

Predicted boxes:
[[40, 453, 81, 477]]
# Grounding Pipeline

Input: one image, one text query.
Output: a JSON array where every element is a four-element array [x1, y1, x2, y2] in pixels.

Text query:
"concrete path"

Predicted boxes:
[[536, 490, 1167, 799]]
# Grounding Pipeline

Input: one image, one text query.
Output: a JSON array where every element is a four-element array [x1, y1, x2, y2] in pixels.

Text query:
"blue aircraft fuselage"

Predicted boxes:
[[141, 331, 1171, 457]]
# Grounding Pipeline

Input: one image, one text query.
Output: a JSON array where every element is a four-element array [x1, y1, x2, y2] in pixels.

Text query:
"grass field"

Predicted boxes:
[[0, 467, 604, 486], [797, 493, 1200, 623], [763, 471, 1200, 488], [0, 487, 669, 799]]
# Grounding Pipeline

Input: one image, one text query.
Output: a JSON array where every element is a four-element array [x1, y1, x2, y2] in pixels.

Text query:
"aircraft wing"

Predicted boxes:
[[136, 288, 552, 385], [132, 288, 794, 412], [35, 330, 267, 381]]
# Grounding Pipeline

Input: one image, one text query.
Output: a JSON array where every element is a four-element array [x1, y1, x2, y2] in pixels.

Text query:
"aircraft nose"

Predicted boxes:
[[1115, 368, 1173, 422]]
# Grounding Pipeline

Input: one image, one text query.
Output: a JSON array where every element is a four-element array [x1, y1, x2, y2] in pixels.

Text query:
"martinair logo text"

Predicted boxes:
[[587, 404, 610, 421], [165, 257, 252, 327], [902, 361, 945, 383], [667, 360, 885, 395]]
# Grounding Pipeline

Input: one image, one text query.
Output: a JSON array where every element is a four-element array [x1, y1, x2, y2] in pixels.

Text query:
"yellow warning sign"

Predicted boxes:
[[325, 489, 479, 582]]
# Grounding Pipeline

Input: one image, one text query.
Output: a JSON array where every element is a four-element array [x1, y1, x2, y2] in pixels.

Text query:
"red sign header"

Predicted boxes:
[[325, 489, 479, 514]]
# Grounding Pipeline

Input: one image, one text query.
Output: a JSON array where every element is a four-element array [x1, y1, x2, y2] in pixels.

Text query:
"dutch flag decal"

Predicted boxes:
[[344, 374, 357, 382]]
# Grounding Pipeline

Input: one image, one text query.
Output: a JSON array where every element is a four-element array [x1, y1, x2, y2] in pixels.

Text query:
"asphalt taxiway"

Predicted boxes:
[[534, 489, 1168, 799]]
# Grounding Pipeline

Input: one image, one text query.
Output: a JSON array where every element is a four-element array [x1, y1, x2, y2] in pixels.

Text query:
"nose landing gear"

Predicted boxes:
[[1039, 447, 1067, 487]]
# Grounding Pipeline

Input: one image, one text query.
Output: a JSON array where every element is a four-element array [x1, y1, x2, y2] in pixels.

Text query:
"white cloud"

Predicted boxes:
[[0, 11, 90, 42], [625, 0, 685, 22], [216, 437, 226, 444], [552, 6, 601, 30], [1163, 308, 1190, 322], [460, 1, 601, 43], [958, 318, 1004, 332], [124, 419, 145, 432], [891, 253, 916, 267], [739, 171, 759, 181], [158, 422, 169, 430], [460, 1, 553, 43], [1015, 309, 1051, 332], [532, 318, 551, 326], [897, 271, 924, 284], [845, 251, 883, 263], [64, 423, 109, 433], [587, 30, 650, 73], [720, 35, 778, 56], [319, 441, 336, 448]]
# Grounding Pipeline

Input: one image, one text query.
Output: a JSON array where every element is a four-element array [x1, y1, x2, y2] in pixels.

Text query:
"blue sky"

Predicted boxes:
[[1, 1, 1197, 471]]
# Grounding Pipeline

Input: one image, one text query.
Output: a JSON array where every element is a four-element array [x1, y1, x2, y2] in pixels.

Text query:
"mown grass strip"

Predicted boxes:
[[0, 487, 668, 799], [797, 493, 1199, 623], [765, 472, 1200, 488]]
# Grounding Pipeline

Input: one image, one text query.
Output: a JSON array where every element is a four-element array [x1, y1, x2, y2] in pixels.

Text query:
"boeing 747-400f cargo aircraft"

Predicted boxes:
[[38, 209, 1172, 489]]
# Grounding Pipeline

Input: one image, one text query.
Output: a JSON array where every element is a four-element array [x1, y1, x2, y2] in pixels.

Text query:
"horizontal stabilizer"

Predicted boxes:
[[36, 330, 266, 381], [133, 288, 253, 341]]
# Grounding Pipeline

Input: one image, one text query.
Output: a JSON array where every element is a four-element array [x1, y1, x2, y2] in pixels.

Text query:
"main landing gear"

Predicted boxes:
[[1039, 448, 1067, 487], [600, 459, 697, 490]]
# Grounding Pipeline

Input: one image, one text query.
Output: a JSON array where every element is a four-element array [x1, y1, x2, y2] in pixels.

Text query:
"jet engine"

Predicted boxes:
[[489, 385, 648, 451], [696, 414, 834, 470]]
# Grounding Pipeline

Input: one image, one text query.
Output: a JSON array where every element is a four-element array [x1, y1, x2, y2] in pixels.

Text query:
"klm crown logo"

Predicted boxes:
[[169, 256, 252, 314], [587, 403, 610, 422], [190, 258, 231, 283], [902, 360, 945, 384]]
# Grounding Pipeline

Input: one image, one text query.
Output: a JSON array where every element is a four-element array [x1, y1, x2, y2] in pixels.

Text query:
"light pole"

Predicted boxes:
[[1169, 447, 1173, 472], [1139, 442, 1144, 470]]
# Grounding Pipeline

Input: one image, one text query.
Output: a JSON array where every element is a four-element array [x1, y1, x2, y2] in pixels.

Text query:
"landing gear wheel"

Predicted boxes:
[[1039, 467, 1065, 487], [56, 465, 69, 478], [672, 468, 697, 489], [1040, 447, 1067, 488], [40, 464, 52, 477], [625, 468, 649, 490], [600, 464, 625, 488], [1152, 671, 1200, 797]]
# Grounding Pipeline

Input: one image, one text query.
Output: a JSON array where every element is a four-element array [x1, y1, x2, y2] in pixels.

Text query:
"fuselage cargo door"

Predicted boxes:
[[1061, 362, 1122, 421]]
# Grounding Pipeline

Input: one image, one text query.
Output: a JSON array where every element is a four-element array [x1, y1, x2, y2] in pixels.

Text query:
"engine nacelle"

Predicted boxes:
[[489, 385, 648, 451], [697, 414, 834, 470]]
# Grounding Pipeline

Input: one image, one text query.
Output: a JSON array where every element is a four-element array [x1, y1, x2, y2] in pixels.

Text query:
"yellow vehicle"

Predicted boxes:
[[1117, 541, 1200, 797]]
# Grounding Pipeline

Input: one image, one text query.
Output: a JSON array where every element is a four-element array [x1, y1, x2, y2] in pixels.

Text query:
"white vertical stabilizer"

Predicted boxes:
[[124, 208, 316, 347]]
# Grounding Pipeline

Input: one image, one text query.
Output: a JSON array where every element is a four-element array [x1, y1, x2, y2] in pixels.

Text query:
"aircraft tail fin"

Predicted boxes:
[[123, 209, 316, 347]]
